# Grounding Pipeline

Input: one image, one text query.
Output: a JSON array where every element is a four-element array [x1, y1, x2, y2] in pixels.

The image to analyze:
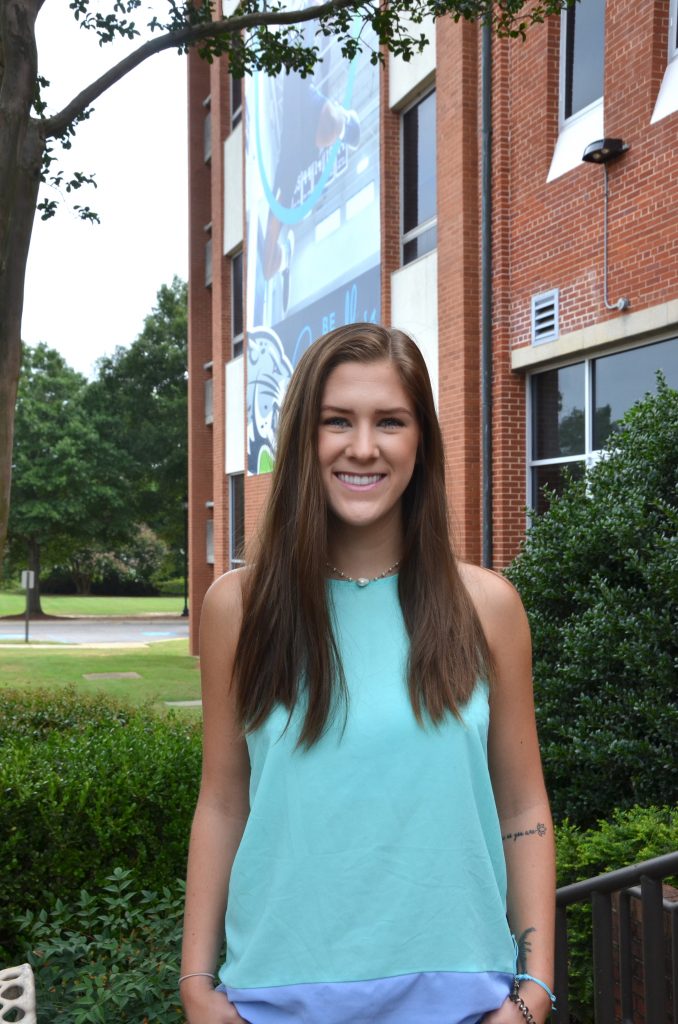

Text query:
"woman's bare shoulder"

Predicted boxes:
[[456, 561, 527, 641], [200, 566, 252, 644], [205, 565, 250, 602]]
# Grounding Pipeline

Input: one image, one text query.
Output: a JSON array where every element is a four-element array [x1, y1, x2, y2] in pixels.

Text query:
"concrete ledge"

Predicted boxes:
[[512, 299, 678, 371]]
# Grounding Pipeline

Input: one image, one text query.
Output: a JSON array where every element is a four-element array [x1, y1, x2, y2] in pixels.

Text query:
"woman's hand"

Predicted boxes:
[[181, 978, 250, 1024]]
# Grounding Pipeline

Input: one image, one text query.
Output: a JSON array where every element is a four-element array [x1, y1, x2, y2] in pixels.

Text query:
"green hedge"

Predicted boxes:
[[506, 379, 678, 825], [17, 869, 185, 1023], [555, 805, 678, 1022], [0, 689, 201, 961]]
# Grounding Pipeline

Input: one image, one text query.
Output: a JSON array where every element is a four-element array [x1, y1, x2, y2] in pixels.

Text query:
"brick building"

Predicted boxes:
[[187, 0, 678, 652]]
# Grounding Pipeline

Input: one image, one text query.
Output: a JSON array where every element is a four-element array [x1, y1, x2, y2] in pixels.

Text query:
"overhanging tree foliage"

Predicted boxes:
[[0, 0, 573, 565], [8, 343, 131, 611], [505, 378, 678, 826]]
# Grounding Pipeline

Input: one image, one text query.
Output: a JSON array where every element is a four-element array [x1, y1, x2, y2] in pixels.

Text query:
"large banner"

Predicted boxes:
[[245, 10, 381, 474]]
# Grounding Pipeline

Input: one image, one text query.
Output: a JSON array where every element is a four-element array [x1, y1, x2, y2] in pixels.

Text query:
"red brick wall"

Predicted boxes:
[[187, 49, 214, 654], [506, 3, 678, 352], [436, 17, 482, 564]]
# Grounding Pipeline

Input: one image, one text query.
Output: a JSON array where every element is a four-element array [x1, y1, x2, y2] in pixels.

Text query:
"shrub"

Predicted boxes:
[[156, 576, 187, 597], [16, 868, 185, 1022], [506, 378, 678, 825], [0, 689, 201, 963], [554, 805, 678, 1023]]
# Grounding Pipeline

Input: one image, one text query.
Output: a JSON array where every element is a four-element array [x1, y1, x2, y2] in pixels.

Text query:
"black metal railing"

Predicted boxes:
[[555, 850, 678, 1023]]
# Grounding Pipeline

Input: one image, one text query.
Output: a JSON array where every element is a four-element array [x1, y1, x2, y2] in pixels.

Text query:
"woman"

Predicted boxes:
[[181, 324, 556, 1024]]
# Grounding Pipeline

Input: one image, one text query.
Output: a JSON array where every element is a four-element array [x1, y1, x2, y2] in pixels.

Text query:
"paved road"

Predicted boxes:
[[0, 616, 189, 645]]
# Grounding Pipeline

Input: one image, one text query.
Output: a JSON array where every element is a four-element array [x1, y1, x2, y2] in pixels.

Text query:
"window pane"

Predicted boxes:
[[403, 91, 437, 237], [532, 461, 585, 515], [231, 75, 242, 127], [532, 363, 586, 459], [403, 224, 437, 264], [564, 0, 605, 119], [232, 250, 243, 343], [230, 474, 245, 567], [593, 338, 678, 448]]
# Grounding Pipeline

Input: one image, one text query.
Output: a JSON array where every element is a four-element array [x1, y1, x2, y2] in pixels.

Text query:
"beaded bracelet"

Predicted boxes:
[[510, 982, 538, 1024]]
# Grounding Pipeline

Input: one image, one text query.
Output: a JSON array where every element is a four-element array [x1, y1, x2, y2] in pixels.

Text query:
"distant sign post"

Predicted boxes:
[[21, 570, 35, 644]]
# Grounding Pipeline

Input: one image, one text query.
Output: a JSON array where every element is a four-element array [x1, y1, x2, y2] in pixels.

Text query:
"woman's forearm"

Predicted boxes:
[[182, 797, 248, 977], [501, 800, 556, 1021]]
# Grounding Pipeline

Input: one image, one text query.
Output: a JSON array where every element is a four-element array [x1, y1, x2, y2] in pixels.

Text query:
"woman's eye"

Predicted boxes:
[[323, 416, 350, 427], [379, 418, 404, 429]]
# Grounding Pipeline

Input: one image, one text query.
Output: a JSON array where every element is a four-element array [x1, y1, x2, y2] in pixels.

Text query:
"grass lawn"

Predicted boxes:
[[0, 593, 186, 617], [0, 639, 201, 713]]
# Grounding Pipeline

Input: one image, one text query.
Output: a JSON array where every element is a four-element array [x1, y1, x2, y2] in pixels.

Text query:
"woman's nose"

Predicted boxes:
[[346, 424, 379, 460]]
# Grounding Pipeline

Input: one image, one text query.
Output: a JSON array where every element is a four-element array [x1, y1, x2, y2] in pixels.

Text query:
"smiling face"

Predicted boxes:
[[317, 359, 420, 537]]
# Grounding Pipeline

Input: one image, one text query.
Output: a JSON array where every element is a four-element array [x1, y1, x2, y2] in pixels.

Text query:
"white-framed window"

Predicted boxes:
[[548, 0, 605, 180], [231, 74, 242, 129], [205, 222, 213, 289], [651, 0, 678, 123], [401, 88, 437, 266], [206, 518, 215, 565], [204, 377, 213, 425], [229, 473, 245, 570], [203, 95, 211, 162], [232, 248, 244, 358], [528, 336, 678, 514], [560, 0, 605, 125]]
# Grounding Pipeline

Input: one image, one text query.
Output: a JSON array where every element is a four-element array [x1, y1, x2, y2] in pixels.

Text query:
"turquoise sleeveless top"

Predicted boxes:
[[219, 575, 515, 1023]]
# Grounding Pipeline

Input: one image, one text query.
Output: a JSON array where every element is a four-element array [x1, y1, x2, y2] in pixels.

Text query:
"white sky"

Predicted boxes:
[[22, 1, 189, 379]]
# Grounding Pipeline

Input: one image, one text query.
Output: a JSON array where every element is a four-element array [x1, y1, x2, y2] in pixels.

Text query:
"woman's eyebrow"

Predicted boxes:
[[320, 405, 413, 416]]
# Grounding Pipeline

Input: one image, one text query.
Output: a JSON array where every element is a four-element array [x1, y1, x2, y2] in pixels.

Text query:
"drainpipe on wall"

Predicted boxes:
[[481, 17, 493, 568]]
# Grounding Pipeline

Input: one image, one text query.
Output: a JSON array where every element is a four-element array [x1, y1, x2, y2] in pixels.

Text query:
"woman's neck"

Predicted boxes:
[[327, 513, 403, 581]]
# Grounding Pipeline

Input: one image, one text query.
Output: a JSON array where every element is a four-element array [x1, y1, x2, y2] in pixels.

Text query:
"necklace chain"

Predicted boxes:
[[326, 560, 400, 587]]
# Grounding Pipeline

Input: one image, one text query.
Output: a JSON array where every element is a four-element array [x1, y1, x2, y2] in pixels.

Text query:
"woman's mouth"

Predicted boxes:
[[335, 472, 385, 491]]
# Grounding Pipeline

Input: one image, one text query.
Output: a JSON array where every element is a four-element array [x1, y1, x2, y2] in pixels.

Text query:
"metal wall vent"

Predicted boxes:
[[531, 289, 559, 345]]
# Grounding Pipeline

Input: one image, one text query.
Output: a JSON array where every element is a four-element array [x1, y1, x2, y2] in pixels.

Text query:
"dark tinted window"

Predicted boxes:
[[532, 461, 585, 515], [532, 363, 586, 459], [232, 250, 243, 358], [564, 0, 605, 119], [402, 90, 437, 263], [230, 474, 245, 567], [593, 338, 678, 447]]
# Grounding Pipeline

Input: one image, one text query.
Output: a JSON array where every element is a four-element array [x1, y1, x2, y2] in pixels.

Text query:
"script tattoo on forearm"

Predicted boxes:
[[517, 927, 535, 973], [501, 822, 548, 843]]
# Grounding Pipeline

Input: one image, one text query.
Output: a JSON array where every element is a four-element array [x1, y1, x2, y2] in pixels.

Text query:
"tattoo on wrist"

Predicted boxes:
[[502, 822, 547, 843], [516, 927, 535, 973]]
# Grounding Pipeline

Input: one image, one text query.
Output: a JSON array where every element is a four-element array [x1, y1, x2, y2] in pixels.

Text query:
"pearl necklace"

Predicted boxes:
[[326, 560, 400, 587]]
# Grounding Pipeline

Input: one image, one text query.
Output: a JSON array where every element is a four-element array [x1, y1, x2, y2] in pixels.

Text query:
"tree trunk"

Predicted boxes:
[[26, 536, 42, 615], [0, 0, 43, 571]]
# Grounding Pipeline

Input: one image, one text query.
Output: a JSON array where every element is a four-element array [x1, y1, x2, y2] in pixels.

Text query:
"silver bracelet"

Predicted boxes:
[[178, 971, 216, 986], [510, 978, 537, 1023]]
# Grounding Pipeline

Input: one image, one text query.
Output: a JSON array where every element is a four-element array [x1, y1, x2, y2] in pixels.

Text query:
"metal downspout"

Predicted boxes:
[[481, 18, 493, 568]]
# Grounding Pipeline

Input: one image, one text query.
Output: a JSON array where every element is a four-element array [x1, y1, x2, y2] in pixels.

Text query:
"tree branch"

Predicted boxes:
[[42, 0, 367, 139]]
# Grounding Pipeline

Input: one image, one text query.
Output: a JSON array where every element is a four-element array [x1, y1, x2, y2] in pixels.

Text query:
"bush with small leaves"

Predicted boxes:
[[506, 378, 678, 825], [16, 868, 185, 1023], [0, 689, 201, 962], [554, 805, 678, 1023]]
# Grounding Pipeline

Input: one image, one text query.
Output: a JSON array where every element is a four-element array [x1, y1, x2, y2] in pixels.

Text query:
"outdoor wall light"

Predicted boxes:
[[582, 137, 630, 312], [582, 138, 629, 164]]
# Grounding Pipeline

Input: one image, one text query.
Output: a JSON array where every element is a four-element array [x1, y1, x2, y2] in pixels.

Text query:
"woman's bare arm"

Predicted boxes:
[[181, 570, 252, 1024], [462, 565, 556, 1024]]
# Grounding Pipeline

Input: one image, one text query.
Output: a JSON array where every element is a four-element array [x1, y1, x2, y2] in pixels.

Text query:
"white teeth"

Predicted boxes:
[[337, 473, 383, 486]]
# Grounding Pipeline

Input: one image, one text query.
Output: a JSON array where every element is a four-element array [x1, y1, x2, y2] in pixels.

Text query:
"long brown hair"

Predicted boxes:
[[234, 323, 493, 746]]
